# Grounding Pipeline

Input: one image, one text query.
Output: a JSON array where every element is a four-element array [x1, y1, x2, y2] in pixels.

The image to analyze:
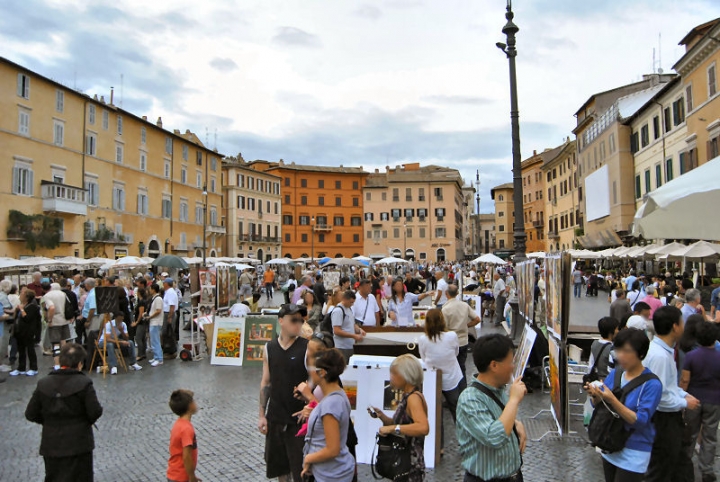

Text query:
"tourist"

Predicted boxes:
[[590, 316, 620, 380], [259, 304, 309, 482], [572, 267, 583, 298], [167, 389, 201, 482], [610, 290, 632, 323], [681, 288, 704, 322], [627, 281, 646, 311], [301, 348, 355, 482], [457, 334, 527, 482], [302, 290, 323, 331], [626, 302, 652, 334], [282, 273, 297, 304], [643, 306, 700, 482], [132, 287, 149, 361], [10, 289, 41, 376], [331, 290, 365, 363], [433, 270, 449, 309], [27, 271, 44, 298], [292, 276, 313, 304], [404, 271, 425, 296], [42, 283, 70, 370], [97, 312, 142, 374], [352, 279, 380, 327], [370, 354, 429, 482], [147, 283, 165, 367], [419, 309, 465, 420], [585, 329, 662, 482], [263, 267, 275, 302], [322, 288, 342, 316], [161, 277, 179, 360], [313, 273, 328, 305], [492, 271, 508, 326], [387, 278, 434, 327], [441, 285, 481, 380], [25, 343, 103, 481], [680, 321, 720, 482], [239, 269, 254, 302]]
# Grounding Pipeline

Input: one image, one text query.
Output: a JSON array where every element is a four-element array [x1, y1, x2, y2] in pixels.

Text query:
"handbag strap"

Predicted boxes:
[[612, 370, 659, 403], [470, 382, 520, 443], [589, 343, 612, 376]]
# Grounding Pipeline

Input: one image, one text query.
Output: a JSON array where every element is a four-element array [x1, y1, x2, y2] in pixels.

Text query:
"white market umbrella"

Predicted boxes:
[[266, 258, 291, 265], [471, 253, 507, 265], [321, 258, 364, 267], [670, 240, 720, 261], [526, 251, 546, 259], [653, 242, 689, 258], [634, 155, 720, 240], [235, 263, 255, 271], [375, 257, 410, 265], [352, 255, 373, 262]]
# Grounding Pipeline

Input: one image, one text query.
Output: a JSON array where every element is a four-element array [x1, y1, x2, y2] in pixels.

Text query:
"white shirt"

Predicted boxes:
[[42, 289, 69, 326], [493, 278, 507, 298], [643, 337, 688, 412], [436, 278, 449, 305], [230, 303, 251, 317], [419, 332, 463, 391], [353, 292, 380, 326], [98, 319, 128, 344], [163, 287, 179, 313]]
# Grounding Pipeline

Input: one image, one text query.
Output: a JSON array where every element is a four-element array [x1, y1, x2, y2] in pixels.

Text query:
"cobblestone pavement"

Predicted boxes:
[[0, 293, 716, 481]]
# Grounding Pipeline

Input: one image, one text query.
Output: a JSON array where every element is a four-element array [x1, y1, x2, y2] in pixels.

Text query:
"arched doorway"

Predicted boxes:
[[335, 253, 343, 258], [405, 248, 415, 261], [391, 248, 402, 258], [284, 253, 293, 258], [148, 239, 161, 258], [209, 249, 217, 257], [436, 248, 446, 262], [352, 253, 360, 258], [257, 249, 264, 262], [194, 249, 202, 257]]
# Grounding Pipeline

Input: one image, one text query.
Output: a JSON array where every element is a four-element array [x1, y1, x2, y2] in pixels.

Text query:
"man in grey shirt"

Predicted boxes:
[[609, 290, 631, 324], [331, 290, 365, 363], [492, 271, 508, 326]]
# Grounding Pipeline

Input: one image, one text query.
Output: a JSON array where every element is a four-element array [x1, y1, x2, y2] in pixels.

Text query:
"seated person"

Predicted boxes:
[[248, 293, 261, 312], [97, 312, 142, 374], [230, 301, 251, 318]]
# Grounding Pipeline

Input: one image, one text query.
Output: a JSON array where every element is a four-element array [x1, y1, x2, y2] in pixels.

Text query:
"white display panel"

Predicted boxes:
[[585, 165, 610, 222]]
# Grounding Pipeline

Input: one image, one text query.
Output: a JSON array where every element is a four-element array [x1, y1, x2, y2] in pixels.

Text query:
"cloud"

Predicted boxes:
[[355, 4, 382, 20], [422, 95, 493, 106], [272, 27, 322, 48], [209, 57, 239, 72]]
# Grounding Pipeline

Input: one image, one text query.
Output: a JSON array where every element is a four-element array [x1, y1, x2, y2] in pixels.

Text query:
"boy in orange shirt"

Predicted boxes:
[[167, 389, 201, 482]]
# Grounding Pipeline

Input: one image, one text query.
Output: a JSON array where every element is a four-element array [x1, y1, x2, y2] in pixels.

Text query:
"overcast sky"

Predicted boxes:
[[1, 0, 716, 212]]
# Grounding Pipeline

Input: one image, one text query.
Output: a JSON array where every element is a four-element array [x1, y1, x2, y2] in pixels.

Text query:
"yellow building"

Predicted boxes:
[[520, 150, 546, 253], [222, 156, 282, 261], [490, 183, 514, 253], [363, 163, 467, 262], [540, 139, 579, 252], [673, 18, 720, 167], [1, 56, 225, 259]]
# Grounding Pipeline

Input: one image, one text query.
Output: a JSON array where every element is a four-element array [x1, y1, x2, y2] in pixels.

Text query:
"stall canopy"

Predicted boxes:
[[659, 240, 720, 261], [321, 258, 364, 267], [375, 257, 410, 265], [471, 253, 507, 265], [633, 155, 720, 240], [526, 251, 546, 259], [265, 258, 292, 265]]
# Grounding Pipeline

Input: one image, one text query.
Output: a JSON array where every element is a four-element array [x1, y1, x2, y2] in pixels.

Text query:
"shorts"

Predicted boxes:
[[264, 421, 304, 479], [47, 325, 71, 343], [239, 284, 253, 296]]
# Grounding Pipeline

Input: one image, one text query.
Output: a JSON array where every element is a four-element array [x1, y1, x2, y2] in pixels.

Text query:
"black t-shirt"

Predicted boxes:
[[266, 336, 309, 425]]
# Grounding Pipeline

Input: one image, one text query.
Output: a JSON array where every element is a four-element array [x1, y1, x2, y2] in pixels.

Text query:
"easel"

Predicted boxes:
[[88, 313, 128, 378]]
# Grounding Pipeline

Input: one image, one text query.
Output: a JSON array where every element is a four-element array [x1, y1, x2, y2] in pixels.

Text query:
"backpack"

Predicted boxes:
[[582, 342, 613, 385], [319, 306, 342, 335], [63, 293, 76, 321], [587, 369, 659, 453]]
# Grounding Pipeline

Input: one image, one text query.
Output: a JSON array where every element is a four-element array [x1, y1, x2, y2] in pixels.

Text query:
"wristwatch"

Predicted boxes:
[[394, 425, 401, 435]]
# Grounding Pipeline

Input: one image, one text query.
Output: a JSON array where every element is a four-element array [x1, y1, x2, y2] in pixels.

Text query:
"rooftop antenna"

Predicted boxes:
[[653, 48, 656, 73], [205, 127, 209, 146], [214, 128, 217, 150], [475, 169, 481, 214], [658, 33, 663, 74], [120, 74, 124, 107]]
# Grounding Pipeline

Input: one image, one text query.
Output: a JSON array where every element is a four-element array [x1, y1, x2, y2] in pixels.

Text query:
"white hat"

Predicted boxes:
[[161, 272, 169, 277]]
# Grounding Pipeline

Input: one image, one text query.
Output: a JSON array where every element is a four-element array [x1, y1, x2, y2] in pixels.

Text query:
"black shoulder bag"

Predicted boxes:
[[583, 343, 613, 385], [371, 392, 424, 480], [587, 369, 659, 453]]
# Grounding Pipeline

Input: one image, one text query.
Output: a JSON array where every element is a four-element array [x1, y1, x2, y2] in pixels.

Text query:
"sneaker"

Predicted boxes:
[[42, 350, 53, 356], [96, 366, 102, 373], [110, 367, 118, 375], [54, 365, 60, 371], [151, 360, 163, 367], [0, 364, 11, 372], [25, 370, 38, 376], [9, 370, 25, 376], [148, 358, 156, 364], [130, 363, 142, 371]]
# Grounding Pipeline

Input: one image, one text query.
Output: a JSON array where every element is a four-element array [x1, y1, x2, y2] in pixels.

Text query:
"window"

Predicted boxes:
[[318, 234, 325, 243], [665, 157, 674, 182], [285, 233, 291, 242], [336, 234, 342, 243], [686, 85, 693, 112], [181, 167, 187, 184], [382, 230, 387, 239], [630, 132, 639, 153], [391, 209, 401, 221], [419, 227, 426, 238], [115, 144, 123, 163], [283, 215, 293, 225], [165, 136, 172, 154], [318, 196, 324, 206], [102, 110, 109, 130], [17, 73, 30, 98], [672, 98, 685, 126], [196, 205, 203, 224], [652, 116, 660, 140], [418, 188, 425, 201], [382, 192, 387, 201], [435, 208, 445, 221], [284, 177, 290, 186], [352, 197, 359, 207], [137, 191, 149, 215], [406, 227, 413, 238], [499, 240, 505, 248], [284, 194, 290, 204], [12, 162, 33, 196], [405, 188, 412, 201], [392, 188, 399, 202], [364, 212, 374, 221], [274, 202, 279, 214], [300, 233, 308, 243], [210, 208, 217, 226], [140, 127, 146, 144], [162, 198, 172, 219], [709, 64, 717, 97], [318, 180, 324, 188], [317, 215, 327, 226], [393, 227, 400, 238], [112, 185, 126, 211], [196, 171, 202, 188], [181, 145, 188, 161], [353, 234, 360, 243], [140, 152, 147, 172], [498, 195, 504, 201], [655, 164, 662, 189], [335, 180, 341, 189], [85, 180, 99, 206], [301, 196, 307, 205], [335, 197, 341, 206], [301, 179, 307, 188], [299, 216, 310, 225], [237, 196, 245, 209], [210, 177, 216, 193], [435, 227, 446, 238], [380, 212, 389, 221], [644, 169, 651, 194], [352, 181, 359, 190], [351, 216, 362, 226], [164, 161, 171, 179], [434, 187, 443, 200], [404, 208, 414, 221], [663, 107, 672, 132], [211, 157, 217, 171], [334, 216, 344, 226], [179, 202, 189, 222], [88, 105, 96, 125], [196, 151, 202, 166], [418, 208, 427, 221], [55, 90, 64, 113], [117, 115, 123, 135], [499, 225, 504, 232], [53, 120, 64, 146], [18, 109, 29, 136], [365, 192, 371, 201], [258, 179, 264, 192], [635, 175, 641, 199]]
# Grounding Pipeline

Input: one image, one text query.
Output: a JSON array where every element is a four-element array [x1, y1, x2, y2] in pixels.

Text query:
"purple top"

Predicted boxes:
[[683, 346, 720, 405]]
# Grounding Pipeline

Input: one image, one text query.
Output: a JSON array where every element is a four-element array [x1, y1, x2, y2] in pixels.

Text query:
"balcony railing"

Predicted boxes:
[[533, 219, 544, 228], [84, 224, 129, 244], [548, 230, 560, 240], [313, 224, 332, 232], [207, 225, 226, 235], [41, 181, 87, 216]]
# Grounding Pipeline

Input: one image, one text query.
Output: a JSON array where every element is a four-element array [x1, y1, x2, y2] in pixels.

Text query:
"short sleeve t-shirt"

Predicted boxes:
[[304, 391, 355, 481], [167, 418, 197, 482], [331, 305, 355, 349], [436, 278, 449, 305]]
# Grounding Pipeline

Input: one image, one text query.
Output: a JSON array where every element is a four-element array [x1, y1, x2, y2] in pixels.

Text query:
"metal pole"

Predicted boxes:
[[202, 187, 207, 265], [311, 216, 315, 263], [498, 1, 526, 262]]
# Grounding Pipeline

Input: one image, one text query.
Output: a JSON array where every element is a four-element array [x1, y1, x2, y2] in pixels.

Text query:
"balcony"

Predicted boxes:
[[313, 224, 332, 232], [84, 224, 129, 245], [533, 219, 544, 228], [207, 225, 226, 235], [548, 230, 560, 240], [41, 181, 87, 216]]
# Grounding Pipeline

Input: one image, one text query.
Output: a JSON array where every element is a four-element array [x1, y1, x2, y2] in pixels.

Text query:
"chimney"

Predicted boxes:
[[185, 129, 191, 134], [375, 168, 379, 173], [93, 94, 98, 101], [533, 149, 537, 156], [110, 87, 114, 105], [156, 117, 163, 128], [173, 129, 180, 134], [100, 96, 106, 104], [142, 115, 147, 121]]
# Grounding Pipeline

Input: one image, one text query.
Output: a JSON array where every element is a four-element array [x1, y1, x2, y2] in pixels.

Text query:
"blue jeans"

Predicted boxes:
[[573, 282, 582, 297], [106, 341, 136, 368], [149, 325, 163, 362]]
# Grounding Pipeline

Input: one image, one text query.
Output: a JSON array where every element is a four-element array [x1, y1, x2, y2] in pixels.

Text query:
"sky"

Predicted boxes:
[[1, 0, 716, 212]]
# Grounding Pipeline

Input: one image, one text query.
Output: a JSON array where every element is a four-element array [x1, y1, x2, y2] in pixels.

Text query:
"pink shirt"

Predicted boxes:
[[645, 295, 663, 318]]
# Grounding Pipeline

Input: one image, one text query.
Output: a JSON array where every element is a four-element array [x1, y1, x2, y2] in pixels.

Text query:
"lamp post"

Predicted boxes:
[[403, 223, 407, 259], [311, 216, 315, 263], [496, 0, 527, 262], [202, 186, 208, 265]]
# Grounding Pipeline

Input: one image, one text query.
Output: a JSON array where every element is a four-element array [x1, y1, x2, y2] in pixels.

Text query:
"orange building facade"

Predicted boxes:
[[520, 151, 546, 253], [249, 160, 367, 259]]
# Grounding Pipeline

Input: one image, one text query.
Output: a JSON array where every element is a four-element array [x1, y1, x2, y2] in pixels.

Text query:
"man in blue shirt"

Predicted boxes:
[[710, 285, 720, 319], [642, 306, 700, 482], [456, 334, 527, 482]]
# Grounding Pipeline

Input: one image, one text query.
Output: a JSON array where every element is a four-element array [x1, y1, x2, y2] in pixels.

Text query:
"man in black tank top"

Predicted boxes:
[[259, 303, 308, 482]]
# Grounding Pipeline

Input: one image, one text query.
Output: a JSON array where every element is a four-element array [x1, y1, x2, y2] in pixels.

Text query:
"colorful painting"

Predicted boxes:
[[199, 267, 217, 307], [545, 256, 560, 338], [229, 267, 238, 305], [217, 267, 229, 310], [512, 323, 537, 381], [548, 334, 568, 434], [343, 380, 358, 411], [210, 317, 245, 366], [411, 308, 429, 326], [323, 271, 340, 291], [383, 379, 405, 411], [242, 315, 279, 366]]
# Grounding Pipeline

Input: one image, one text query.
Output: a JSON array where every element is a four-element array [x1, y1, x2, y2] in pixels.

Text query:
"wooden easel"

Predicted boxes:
[[89, 314, 128, 378]]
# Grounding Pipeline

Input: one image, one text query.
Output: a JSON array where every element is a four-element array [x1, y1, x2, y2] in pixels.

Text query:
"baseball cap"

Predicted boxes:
[[163, 277, 174, 285], [278, 303, 307, 318]]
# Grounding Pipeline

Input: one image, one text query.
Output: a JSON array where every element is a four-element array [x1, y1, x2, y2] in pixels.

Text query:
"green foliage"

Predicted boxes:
[[7, 210, 62, 252]]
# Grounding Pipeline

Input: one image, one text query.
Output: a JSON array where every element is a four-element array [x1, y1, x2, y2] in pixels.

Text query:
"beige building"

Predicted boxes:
[[573, 74, 675, 248], [490, 183, 514, 254], [540, 140, 579, 252], [363, 163, 466, 262], [469, 213, 496, 256], [222, 156, 282, 261], [520, 150, 546, 253], [1, 56, 225, 259]]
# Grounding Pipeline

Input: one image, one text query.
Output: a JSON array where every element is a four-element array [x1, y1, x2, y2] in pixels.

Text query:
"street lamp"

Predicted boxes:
[[202, 186, 208, 265], [311, 216, 315, 263], [497, 0, 527, 262], [403, 223, 407, 260]]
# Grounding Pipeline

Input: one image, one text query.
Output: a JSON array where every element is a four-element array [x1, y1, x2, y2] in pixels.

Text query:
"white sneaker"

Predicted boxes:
[[110, 367, 118, 375], [148, 358, 156, 364], [151, 360, 163, 367], [130, 363, 142, 371], [54, 365, 60, 370], [9, 370, 25, 376], [25, 370, 38, 376], [0, 364, 11, 372]]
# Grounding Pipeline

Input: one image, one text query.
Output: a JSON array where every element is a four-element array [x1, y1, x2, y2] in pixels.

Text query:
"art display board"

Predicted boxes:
[[94, 286, 119, 315], [216, 266, 230, 311], [512, 322, 537, 381], [210, 316, 245, 366], [323, 270, 340, 291], [199, 267, 217, 307], [411, 307, 429, 326], [544, 255, 563, 339], [228, 267, 238, 305], [516, 260, 535, 324], [242, 315, 278, 366], [341, 363, 440, 469], [548, 333, 569, 435]]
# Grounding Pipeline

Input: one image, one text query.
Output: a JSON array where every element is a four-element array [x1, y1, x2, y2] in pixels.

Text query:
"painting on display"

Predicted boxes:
[[411, 308, 429, 326], [216, 267, 230, 310], [242, 315, 278, 366], [228, 267, 238, 306], [512, 322, 538, 381], [323, 271, 340, 291], [548, 334, 568, 434], [545, 256, 562, 338], [210, 317, 245, 366], [199, 267, 217, 307], [516, 260, 534, 323]]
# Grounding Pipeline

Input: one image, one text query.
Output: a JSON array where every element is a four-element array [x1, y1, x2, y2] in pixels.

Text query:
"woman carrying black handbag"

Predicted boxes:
[[10, 290, 42, 376]]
